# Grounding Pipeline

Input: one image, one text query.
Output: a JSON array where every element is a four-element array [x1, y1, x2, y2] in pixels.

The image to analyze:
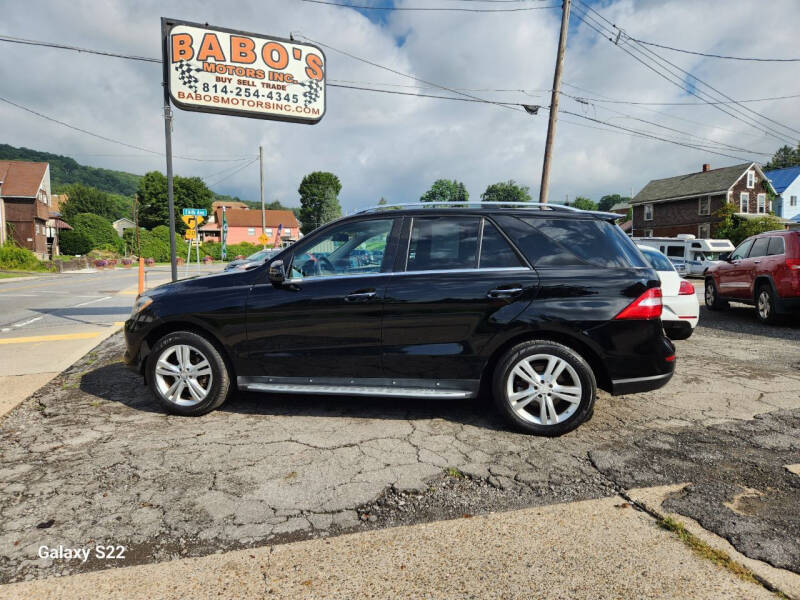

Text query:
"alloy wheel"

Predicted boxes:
[[505, 354, 582, 426], [758, 290, 771, 321], [154, 344, 213, 407], [705, 281, 715, 306]]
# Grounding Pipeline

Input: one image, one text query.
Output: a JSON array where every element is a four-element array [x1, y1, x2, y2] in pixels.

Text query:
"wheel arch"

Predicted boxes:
[[480, 329, 611, 395], [752, 274, 778, 302], [143, 320, 236, 384]]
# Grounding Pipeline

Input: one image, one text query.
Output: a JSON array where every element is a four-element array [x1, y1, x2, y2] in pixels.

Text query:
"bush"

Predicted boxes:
[[200, 241, 259, 261], [0, 244, 51, 271], [70, 213, 123, 252], [58, 230, 93, 255]]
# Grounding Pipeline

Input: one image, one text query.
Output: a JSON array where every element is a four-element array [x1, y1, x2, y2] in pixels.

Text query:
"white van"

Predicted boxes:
[[632, 234, 735, 276]]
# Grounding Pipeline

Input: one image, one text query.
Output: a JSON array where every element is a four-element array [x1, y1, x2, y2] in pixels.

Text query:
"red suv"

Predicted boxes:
[[705, 230, 800, 323]]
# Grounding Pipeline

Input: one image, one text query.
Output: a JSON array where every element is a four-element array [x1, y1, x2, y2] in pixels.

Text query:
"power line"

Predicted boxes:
[[0, 94, 254, 163], [329, 82, 524, 106], [295, 34, 526, 112], [629, 38, 800, 63], [299, 0, 560, 11], [0, 34, 160, 63], [570, 1, 799, 145], [206, 157, 259, 188]]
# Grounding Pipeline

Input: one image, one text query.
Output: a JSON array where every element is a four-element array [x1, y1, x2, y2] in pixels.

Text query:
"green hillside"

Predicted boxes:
[[0, 144, 141, 196]]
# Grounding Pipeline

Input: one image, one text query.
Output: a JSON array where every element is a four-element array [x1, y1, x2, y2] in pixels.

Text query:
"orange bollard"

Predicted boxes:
[[138, 257, 145, 295]]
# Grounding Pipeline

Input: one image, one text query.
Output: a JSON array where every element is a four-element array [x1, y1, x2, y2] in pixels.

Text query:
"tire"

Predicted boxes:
[[755, 283, 778, 325], [146, 330, 231, 416], [492, 340, 596, 436], [704, 278, 728, 310]]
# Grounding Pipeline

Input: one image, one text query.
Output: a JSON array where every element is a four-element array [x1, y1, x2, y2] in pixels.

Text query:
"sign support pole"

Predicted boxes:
[[161, 18, 178, 282], [259, 145, 266, 246]]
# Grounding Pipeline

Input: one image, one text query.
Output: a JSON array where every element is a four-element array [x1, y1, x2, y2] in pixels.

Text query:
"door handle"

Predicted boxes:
[[345, 290, 377, 302], [487, 286, 524, 299], [753, 260, 760, 264]]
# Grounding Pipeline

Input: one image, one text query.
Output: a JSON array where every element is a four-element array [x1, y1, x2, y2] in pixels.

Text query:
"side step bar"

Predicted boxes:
[[238, 381, 475, 399]]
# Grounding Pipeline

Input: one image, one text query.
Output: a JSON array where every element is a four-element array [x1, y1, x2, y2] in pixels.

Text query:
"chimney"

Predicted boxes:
[[702, 163, 710, 172]]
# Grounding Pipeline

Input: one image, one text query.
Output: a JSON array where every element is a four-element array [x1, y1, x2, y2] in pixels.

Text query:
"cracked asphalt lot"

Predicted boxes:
[[0, 304, 798, 583]]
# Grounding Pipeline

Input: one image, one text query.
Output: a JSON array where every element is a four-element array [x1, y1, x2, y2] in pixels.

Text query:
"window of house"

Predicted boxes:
[[644, 203, 653, 221], [698, 197, 710, 216], [266, 228, 273, 236], [746, 170, 755, 189], [791, 196, 798, 207], [645, 229, 654, 237], [247, 228, 255, 236], [757, 193, 767, 214], [767, 236, 785, 256], [35, 223, 40, 234], [698, 223, 710, 238], [739, 192, 749, 213]]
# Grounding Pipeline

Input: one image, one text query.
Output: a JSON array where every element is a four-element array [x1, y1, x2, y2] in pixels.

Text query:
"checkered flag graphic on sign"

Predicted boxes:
[[174, 60, 199, 92], [301, 80, 321, 107]]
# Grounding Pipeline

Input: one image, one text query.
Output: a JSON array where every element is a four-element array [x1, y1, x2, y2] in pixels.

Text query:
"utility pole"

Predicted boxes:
[[539, 0, 571, 204], [259, 145, 265, 244]]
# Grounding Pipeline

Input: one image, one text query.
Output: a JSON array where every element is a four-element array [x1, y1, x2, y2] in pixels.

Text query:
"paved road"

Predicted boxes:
[[0, 265, 222, 415], [0, 301, 797, 585]]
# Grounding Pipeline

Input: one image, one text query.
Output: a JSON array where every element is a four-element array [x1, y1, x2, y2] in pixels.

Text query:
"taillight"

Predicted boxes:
[[678, 280, 695, 295], [615, 287, 663, 320], [787, 258, 800, 270]]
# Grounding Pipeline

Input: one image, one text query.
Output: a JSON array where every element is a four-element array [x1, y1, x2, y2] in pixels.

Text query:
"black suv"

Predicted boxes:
[[125, 203, 675, 436]]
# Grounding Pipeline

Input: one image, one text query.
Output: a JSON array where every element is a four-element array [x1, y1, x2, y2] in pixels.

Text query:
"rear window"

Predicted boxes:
[[641, 248, 675, 271], [767, 237, 785, 256], [495, 216, 646, 268], [480, 221, 525, 268], [749, 237, 770, 258]]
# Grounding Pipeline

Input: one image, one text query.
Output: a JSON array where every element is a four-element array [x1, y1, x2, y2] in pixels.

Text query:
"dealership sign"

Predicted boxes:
[[162, 19, 326, 124]]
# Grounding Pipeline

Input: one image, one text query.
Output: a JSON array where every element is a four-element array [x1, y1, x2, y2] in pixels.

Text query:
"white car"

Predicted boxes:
[[638, 245, 699, 340]]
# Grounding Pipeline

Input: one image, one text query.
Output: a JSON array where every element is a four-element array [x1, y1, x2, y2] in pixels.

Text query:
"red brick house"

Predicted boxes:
[[631, 163, 775, 238], [0, 161, 52, 258]]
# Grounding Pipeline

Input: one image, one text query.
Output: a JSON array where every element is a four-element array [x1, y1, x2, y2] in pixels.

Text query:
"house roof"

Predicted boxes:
[[215, 208, 299, 228], [113, 217, 135, 227], [212, 200, 249, 211], [609, 201, 631, 211], [0, 160, 48, 198], [764, 166, 800, 194], [632, 163, 753, 205]]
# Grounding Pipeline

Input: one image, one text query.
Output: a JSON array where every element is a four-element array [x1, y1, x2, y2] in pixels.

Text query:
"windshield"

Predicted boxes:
[[245, 249, 270, 261], [640, 247, 675, 272]]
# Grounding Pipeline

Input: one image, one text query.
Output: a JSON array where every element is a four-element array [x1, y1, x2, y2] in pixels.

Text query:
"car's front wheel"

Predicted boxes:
[[704, 278, 728, 310], [147, 331, 231, 416], [492, 340, 596, 436]]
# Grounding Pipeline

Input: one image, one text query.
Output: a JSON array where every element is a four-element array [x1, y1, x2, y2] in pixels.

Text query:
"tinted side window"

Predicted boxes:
[[666, 246, 685, 258], [407, 217, 479, 271], [641, 249, 675, 271], [730, 239, 753, 260], [767, 237, 785, 256], [523, 217, 647, 268], [479, 221, 524, 268], [493, 215, 581, 267], [749, 237, 769, 258]]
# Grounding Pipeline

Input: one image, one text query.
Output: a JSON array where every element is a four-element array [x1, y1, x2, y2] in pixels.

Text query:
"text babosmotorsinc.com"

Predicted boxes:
[[176, 91, 321, 116]]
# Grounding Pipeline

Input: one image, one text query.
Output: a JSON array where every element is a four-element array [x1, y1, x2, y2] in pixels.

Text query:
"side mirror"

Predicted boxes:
[[268, 260, 286, 286], [719, 252, 731, 262]]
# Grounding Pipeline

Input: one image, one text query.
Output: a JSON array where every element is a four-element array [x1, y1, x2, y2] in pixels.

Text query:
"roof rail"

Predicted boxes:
[[354, 201, 583, 215]]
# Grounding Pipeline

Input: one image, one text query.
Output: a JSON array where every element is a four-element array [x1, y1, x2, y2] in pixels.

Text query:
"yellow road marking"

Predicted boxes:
[[0, 332, 100, 345]]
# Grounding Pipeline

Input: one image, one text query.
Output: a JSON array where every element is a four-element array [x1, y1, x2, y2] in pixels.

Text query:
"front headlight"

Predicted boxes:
[[131, 295, 153, 317]]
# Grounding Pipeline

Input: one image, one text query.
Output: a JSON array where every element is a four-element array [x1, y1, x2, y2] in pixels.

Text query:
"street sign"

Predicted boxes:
[[163, 18, 326, 124], [181, 215, 205, 228], [184, 229, 197, 240], [258, 233, 269, 245], [182, 208, 207, 217]]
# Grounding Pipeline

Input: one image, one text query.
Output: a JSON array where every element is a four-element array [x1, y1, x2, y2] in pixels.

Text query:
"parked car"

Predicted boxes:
[[633, 234, 734, 276], [125, 202, 675, 436], [223, 248, 280, 272], [638, 245, 699, 340], [705, 229, 800, 323]]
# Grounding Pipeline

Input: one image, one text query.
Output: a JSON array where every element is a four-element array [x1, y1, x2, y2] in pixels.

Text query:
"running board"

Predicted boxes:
[[237, 377, 477, 399]]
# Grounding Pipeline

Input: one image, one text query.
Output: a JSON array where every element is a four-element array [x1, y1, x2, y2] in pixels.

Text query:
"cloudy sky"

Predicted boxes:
[[1, 0, 798, 212]]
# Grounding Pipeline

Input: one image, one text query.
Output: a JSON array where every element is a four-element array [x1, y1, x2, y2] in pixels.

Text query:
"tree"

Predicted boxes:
[[598, 193, 631, 212], [765, 144, 800, 170], [70, 213, 122, 251], [480, 180, 531, 203], [378, 197, 388, 205], [570, 196, 597, 211], [58, 230, 92, 255], [136, 171, 213, 233], [297, 171, 342, 234], [713, 202, 784, 245], [60, 183, 130, 223], [420, 179, 469, 204]]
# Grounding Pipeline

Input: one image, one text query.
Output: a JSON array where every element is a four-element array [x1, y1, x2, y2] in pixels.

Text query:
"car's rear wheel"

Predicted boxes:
[[492, 340, 596, 436], [147, 331, 230, 416], [704, 278, 728, 310], [756, 284, 777, 324]]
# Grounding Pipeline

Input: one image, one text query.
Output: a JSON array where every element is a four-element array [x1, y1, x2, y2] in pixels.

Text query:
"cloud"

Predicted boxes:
[[0, 0, 797, 211]]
